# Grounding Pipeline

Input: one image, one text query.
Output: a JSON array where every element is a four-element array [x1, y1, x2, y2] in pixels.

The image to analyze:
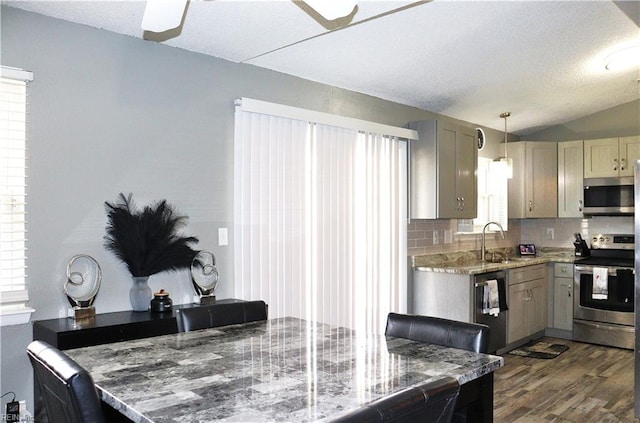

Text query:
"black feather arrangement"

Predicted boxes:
[[104, 193, 199, 277]]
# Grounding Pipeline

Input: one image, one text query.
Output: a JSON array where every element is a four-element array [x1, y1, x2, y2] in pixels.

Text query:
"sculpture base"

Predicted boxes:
[[73, 306, 96, 320], [197, 295, 217, 305]]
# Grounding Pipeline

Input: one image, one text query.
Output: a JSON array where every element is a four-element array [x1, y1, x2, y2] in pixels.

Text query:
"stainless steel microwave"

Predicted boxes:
[[583, 177, 634, 216]]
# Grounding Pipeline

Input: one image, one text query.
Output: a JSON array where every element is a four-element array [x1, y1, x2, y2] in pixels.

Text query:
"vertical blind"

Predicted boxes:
[[0, 67, 32, 316], [234, 98, 411, 334]]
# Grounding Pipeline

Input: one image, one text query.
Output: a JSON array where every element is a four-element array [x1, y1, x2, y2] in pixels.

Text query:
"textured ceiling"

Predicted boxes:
[[5, 0, 640, 135]]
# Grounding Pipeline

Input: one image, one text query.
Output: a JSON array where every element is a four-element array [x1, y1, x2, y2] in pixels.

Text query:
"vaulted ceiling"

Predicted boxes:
[[5, 0, 639, 135]]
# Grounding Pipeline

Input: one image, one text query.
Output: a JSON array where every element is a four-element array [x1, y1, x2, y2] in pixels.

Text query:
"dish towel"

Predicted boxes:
[[483, 279, 500, 316], [592, 267, 608, 300]]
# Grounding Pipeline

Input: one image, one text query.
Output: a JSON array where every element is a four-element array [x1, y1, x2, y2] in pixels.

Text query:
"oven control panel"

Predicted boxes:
[[590, 233, 634, 250]]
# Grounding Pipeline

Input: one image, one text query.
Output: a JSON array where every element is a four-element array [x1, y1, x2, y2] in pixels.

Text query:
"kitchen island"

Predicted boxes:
[[65, 317, 503, 423]]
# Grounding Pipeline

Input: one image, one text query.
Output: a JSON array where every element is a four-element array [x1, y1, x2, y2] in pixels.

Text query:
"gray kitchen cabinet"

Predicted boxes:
[[558, 140, 584, 218], [552, 262, 573, 332], [584, 136, 640, 178], [408, 120, 477, 219], [508, 141, 558, 218], [507, 264, 547, 344]]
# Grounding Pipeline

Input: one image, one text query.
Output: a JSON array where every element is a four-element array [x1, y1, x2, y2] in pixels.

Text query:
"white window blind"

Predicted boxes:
[[472, 157, 508, 231], [234, 98, 410, 335], [0, 66, 34, 325]]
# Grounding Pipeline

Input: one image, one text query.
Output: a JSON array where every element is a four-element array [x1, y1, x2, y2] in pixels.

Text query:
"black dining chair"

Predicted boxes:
[[27, 340, 106, 423], [385, 313, 490, 353], [331, 376, 460, 423], [385, 313, 492, 423], [176, 300, 268, 332]]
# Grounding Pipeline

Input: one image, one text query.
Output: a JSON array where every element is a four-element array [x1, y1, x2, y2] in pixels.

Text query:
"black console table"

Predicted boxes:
[[32, 298, 246, 350]]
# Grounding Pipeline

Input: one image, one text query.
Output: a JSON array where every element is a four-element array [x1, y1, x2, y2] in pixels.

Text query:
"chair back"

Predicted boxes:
[[331, 376, 460, 423], [27, 340, 105, 423], [385, 313, 490, 353], [176, 300, 268, 332]]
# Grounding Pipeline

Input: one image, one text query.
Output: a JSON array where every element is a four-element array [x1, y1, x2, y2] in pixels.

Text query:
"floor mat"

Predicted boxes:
[[508, 341, 569, 359]]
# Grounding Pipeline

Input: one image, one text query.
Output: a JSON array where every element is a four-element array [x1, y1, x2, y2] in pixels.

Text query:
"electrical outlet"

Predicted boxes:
[[433, 230, 439, 245], [546, 228, 554, 240]]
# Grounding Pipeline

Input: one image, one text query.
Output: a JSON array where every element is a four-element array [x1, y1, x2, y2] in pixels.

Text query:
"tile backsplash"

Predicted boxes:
[[520, 216, 634, 248], [408, 219, 520, 257], [407, 215, 634, 257]]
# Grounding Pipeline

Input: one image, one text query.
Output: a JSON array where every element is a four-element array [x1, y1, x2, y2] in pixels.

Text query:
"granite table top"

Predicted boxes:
[[65, 317, 504, 423]]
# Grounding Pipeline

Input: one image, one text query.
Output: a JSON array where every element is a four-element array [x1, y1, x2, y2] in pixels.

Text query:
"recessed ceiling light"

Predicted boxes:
[[604, 45, 640, 71]]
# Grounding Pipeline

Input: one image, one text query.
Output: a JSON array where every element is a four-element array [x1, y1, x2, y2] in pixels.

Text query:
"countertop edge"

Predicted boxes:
[[413, 255, 576, 275]]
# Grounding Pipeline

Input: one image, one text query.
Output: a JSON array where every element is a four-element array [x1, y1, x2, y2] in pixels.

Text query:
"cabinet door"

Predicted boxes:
[[507, 283, 528, 343], [437, 123, 477, 218], [584, 138, 619, 178], [525, 142, 557, 218], [528, 280, 547, 334], [619, 136, 640, 177], [558, 141, 583, 218], [437, 123, 459, 217], [456, 126, 478, 218], [553, 277, 573, 331]]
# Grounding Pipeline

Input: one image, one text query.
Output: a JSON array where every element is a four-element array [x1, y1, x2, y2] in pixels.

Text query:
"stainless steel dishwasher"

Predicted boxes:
[[474, 270, 507, 353]]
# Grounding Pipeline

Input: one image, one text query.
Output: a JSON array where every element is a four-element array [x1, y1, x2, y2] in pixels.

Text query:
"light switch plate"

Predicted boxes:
[[218, 228, 228, 246]]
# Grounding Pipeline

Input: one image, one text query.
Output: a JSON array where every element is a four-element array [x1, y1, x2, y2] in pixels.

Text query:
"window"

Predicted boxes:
[[0, 66, 34, 326], [458, 157, 508, 233], [234, 98, 415, 334]]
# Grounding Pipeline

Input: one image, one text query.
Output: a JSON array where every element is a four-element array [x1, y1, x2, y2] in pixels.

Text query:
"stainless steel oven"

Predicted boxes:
[[573, 234, 634, 349]]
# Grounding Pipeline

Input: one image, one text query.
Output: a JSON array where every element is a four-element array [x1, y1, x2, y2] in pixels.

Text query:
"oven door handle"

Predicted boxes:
[[574, 266, 593, 273]]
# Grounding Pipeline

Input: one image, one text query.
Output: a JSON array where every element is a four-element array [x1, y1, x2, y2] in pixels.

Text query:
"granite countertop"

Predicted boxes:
[[412, 248, 577, 275], [65, 317, 503, 423]]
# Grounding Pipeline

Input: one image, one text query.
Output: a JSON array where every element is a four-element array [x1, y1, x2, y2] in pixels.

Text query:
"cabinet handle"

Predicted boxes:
[[613, 158, 617, 171], [568, 285, 571, 298], [460, 197, 465, 211], [529, 200, 533, 212], [621, 158, 626, 171], [578, 200, 583, 212]]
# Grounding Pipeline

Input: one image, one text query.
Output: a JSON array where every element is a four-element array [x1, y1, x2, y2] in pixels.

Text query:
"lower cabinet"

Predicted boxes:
[[507, 264, 547, 344], [551, 262, 574, 333]]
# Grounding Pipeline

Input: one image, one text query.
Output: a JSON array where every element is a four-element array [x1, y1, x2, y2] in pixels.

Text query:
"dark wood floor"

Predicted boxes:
[[494, 337, 636, 422]]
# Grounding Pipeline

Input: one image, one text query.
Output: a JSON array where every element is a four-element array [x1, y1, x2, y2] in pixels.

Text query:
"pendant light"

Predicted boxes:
[[499, 112, 513, 179]]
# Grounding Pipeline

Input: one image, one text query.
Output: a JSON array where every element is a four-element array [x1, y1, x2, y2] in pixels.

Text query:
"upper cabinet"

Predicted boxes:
[[508, 141, 558, 218], [584, 136, 640, 178], [408, 120, 478, 219], [558, 140, 584, 218]]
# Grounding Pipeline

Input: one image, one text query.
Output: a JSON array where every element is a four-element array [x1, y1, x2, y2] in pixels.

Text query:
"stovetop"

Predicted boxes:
[[574, 233, 635, 268], [574, 255, 634, 268]]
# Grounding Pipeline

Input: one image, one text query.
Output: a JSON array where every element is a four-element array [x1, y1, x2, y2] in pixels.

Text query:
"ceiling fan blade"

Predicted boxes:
[[303, 0, 357, 21], [141, 0, 188, 33]]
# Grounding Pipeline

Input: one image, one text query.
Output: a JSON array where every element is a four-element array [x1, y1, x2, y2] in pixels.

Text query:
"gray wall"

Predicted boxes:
[[0, 7, 510, 410], [525, 99, 640, 141]]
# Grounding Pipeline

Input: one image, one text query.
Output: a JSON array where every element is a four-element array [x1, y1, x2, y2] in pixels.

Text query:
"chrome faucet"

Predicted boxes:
[[482, 221, 505, 262]]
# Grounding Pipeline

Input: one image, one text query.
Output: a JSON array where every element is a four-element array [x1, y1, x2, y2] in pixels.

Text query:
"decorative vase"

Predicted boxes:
[[130, 276, 152, 312]]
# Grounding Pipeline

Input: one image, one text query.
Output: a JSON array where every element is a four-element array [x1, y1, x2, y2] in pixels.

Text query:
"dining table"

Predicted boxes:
[[64, 316, 504, 423]]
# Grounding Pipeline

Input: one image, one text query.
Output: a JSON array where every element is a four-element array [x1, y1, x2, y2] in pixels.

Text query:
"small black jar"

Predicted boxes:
[[150, 289, 173, 313]]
